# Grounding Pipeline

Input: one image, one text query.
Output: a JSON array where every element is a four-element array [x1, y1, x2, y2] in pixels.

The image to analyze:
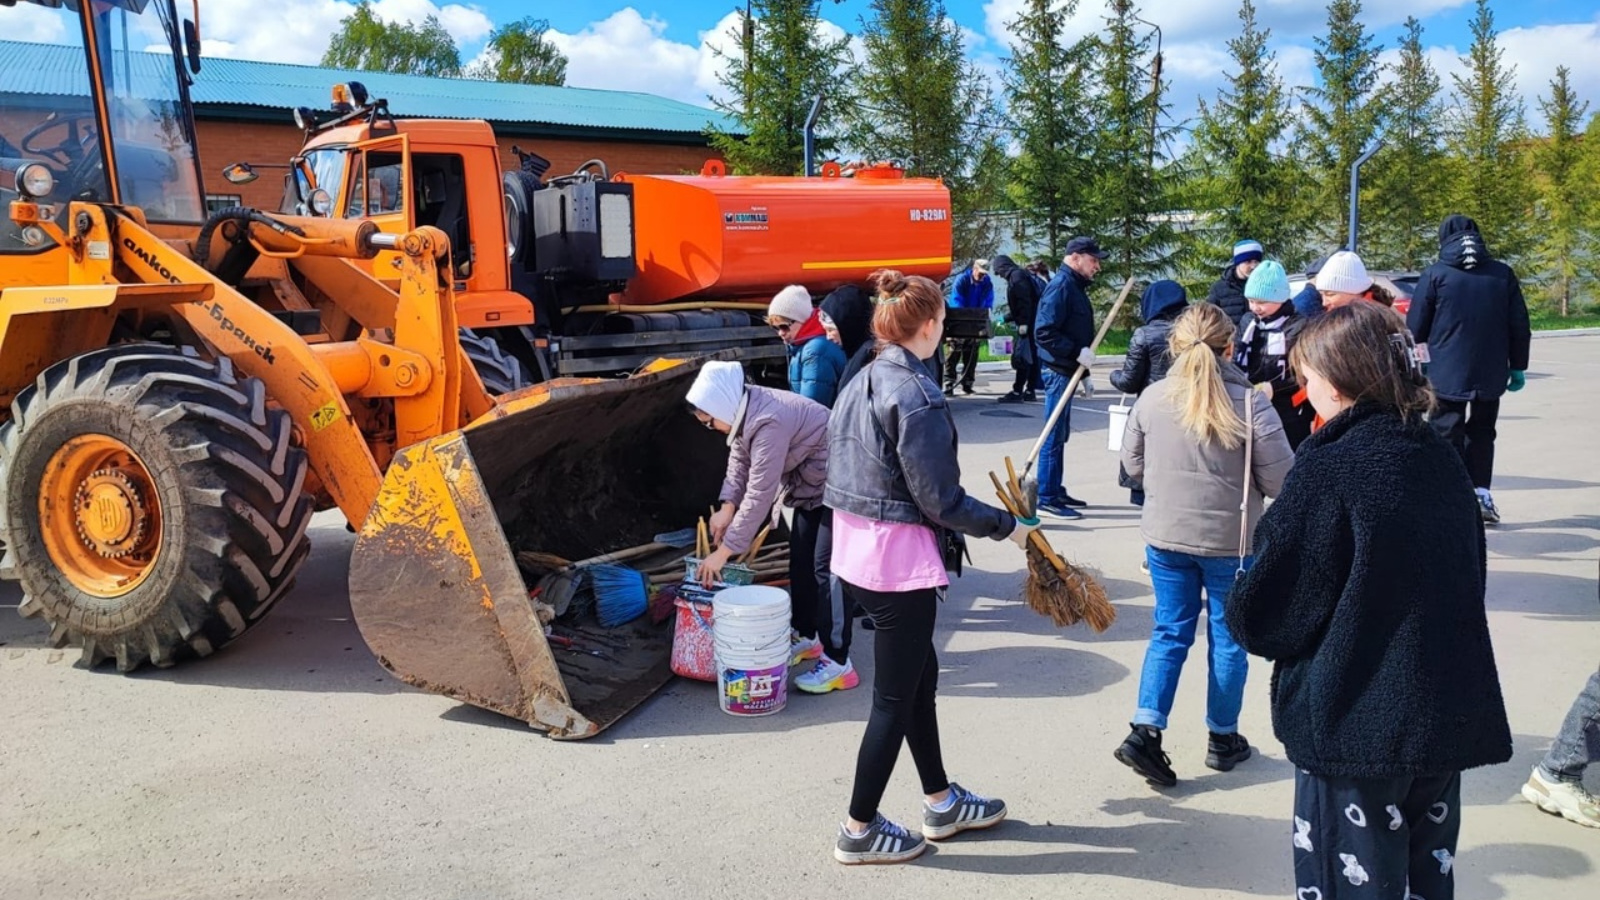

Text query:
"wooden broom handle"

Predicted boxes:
[[988, 471, 1070, 574]]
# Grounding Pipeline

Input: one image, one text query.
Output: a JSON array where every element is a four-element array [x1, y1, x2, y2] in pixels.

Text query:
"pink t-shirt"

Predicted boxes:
[[830, 509, 949, 591]]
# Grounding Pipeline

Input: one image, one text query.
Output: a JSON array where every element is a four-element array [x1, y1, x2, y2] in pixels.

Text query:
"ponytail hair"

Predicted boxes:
[[869, 269, 944, 349], [1165, 303, 1247, 449]]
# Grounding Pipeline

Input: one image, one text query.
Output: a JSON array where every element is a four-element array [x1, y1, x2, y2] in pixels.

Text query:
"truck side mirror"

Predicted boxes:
[[222, 163, 259, 186], [183, 19, 202, 74]]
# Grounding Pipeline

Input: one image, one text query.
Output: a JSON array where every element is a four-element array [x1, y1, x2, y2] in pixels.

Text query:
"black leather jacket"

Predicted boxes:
[[825, 344, 1015, 539]]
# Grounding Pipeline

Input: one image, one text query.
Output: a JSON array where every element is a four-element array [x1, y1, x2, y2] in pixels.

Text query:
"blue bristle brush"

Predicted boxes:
[[590, 565, 649, 628]]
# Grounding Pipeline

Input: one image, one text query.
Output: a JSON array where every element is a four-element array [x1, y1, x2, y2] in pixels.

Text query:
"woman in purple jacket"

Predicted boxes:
[[687, 360, 856, 694]]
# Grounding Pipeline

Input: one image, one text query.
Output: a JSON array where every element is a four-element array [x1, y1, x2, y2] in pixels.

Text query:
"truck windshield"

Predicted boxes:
[[285, 148, 350, 216], [0, 0, 203, 232]]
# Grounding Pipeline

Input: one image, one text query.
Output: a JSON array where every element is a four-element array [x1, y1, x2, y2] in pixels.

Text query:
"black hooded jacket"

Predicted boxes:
[[991, 255, 1040, 332], [1206, 264, 1250, 325], [821, 285, 876, 391], [1227, 403, 1513, 779], [1407, 215, 1531, 401], [1110, 280, 1187, 396]]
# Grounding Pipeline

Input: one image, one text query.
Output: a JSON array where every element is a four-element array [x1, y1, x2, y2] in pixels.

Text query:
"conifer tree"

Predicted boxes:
[[1365, 17, 1445, 271], [1182, 0, 1302, 280], [1446, 0, 1535, 263], [1533, 67, 1591, 315], [1003, 0, 1095, 259], [843, 0, 993, 255], [1294, 0, 1383, 248], [1082, 0, 1177, 291], [708, 0, 850, 175]]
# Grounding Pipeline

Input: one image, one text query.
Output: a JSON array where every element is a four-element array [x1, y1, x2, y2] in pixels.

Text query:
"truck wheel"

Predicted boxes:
[[0, 345, 313, 670], [461, 329, 530, 395]]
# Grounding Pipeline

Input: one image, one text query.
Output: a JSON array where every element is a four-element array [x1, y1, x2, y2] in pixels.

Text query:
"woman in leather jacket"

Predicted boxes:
[[822, 269, 1037, 865]]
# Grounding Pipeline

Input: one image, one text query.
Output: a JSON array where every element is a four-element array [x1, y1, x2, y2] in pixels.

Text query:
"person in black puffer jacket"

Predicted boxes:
[[1109, 279, 1188, 504], [1228, 302, 1512, 900], [1233, 261, 1313, 449], [993, 254, 1042, 403], [1407, 214, 1531, 525], [1206, 238, 1262, 325]]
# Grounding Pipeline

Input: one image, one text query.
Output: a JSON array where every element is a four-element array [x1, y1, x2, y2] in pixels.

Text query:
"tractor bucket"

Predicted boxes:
[[347, 357, 730, 739]]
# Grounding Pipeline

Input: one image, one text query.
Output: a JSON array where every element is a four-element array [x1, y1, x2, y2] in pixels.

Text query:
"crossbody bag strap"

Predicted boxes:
[[1237, 388, 1255, 574]]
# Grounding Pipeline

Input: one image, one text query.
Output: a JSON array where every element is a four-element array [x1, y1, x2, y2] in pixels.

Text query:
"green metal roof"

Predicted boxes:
[[0, 40, 740, 143]]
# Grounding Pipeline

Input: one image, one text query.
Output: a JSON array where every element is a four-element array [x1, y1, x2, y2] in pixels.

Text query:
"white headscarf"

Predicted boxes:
[[686, 360, 745, 426]]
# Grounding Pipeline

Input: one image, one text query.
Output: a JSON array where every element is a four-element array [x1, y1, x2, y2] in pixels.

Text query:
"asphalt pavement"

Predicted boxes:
[[2, 333, 1596, 899]]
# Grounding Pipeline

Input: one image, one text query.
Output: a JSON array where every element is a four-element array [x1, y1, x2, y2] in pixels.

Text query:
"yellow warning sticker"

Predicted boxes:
[[310, 403, 340, 432]]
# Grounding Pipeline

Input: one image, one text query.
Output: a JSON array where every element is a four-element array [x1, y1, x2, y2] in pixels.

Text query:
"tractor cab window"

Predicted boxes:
[[1, 0, 204, 253], [346, 153, 404, 218], [410, 153, 471, 274]]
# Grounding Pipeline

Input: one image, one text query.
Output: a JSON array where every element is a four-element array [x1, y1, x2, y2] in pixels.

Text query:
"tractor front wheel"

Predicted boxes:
[[0, 345, 314, 670]]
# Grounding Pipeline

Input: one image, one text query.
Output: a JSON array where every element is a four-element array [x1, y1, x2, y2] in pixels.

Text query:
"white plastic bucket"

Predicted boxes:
[[1108, 396, 1133, 452], [712, 585, 791, 716]]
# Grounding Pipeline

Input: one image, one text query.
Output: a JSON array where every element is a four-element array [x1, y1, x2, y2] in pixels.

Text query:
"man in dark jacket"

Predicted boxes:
[[1034, 236, 1104, 519], [1206, 239, 1263, 325], [1407, 214, 1531, 524], [993, 254, 1042, 403]]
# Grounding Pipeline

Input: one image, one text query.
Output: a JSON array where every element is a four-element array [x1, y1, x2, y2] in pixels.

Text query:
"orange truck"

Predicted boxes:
[[229, 85, 954, 381]]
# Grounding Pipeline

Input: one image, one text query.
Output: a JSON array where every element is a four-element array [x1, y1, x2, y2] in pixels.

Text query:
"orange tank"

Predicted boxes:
[[615, 161, 952, 305]]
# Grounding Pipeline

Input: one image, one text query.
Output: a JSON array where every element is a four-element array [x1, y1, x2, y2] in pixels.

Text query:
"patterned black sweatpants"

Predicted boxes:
[[1292, 770, 1461, 900]]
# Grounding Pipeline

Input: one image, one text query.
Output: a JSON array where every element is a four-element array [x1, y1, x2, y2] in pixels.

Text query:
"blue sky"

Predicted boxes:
[[164, 1, 1600, 130]]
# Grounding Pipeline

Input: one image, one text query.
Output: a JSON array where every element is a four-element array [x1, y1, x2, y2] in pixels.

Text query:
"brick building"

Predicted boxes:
[[2, 40, 734, 212]]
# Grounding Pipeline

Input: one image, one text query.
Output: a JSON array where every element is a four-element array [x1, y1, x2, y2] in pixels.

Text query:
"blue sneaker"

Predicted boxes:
[[1037, 501, 1082, 520]]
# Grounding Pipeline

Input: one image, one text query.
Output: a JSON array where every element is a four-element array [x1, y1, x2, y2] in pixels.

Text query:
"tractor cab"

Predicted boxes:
[[224, 84, 536, 331], [2, 0, 205, 262]]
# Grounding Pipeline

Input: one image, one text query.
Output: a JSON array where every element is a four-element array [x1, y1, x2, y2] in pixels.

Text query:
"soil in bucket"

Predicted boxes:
[[713, 585, 791, 716]]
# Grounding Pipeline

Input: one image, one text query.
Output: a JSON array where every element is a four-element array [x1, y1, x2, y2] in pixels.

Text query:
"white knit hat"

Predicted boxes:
[[1315, 250, 1372, 295], [686, 360, 745, 425], [767, 284, 814, 324]]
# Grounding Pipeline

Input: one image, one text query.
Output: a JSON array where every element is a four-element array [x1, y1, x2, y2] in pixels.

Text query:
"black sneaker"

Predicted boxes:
[[834, 813, 927, 865], [1061, 494, 1088, 508], [998, 391, 1025, 404], [1206, 732, 1253, 771], [923, 782, 1007, 840], [1022, 391, 1038, 402], [961, 384, 975, 395], [1037, 501, 1082, 520], [1478, 492, 1501, 525], [1115, 724, 1177, 787], [942, 384, 956, 397]]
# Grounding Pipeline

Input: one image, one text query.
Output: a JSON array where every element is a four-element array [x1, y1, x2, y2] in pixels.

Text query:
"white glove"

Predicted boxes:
[[1007, 515, 1041, 549], [1018, 324, 1029, 336], [1076, 347, 1096, 369]]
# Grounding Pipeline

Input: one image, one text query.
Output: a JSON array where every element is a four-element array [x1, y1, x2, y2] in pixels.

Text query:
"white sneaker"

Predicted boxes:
[[795, 657, 860, 694], [1523, 767, 1600, 828], [789, 633, 822, 666]]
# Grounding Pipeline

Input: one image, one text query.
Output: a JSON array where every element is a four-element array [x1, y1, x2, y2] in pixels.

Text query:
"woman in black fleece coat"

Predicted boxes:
[[1227, 303, 1511, 900]]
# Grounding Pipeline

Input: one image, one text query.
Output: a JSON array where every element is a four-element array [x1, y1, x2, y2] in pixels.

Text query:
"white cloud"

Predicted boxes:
[[196, 0, 492, 67], [5, 2, 73, 44], [546, 8, 855, 108], [546, 9, 713, 105]]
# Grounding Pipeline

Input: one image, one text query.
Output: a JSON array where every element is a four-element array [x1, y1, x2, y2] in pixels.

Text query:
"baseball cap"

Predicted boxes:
[[1064, 236, 1108, 259]]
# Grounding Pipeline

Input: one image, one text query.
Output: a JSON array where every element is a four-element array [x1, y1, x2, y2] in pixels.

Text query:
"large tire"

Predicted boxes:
[[0, 345, 313, 670], [461, 329, 530, 395]]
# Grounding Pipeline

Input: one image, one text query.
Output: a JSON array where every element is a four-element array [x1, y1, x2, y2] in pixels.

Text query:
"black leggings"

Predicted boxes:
[[844, 582, 948, 822], [790, 506, 850, 663]]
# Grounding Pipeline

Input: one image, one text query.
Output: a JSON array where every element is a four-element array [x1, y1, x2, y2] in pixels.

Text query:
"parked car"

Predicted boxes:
[[1289, 271, 1420, 316]]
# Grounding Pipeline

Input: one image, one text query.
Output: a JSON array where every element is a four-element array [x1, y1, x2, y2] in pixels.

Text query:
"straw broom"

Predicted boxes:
[[988, 468, 1115, 632]]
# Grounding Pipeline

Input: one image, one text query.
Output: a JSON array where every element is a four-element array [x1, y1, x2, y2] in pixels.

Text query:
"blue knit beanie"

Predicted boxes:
[[1232, 239, 1264, 266], [1243, 260, 1291, 303]]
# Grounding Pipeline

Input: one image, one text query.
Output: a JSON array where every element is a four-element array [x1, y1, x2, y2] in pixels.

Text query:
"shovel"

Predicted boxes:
[[1018, 276, 1138, 515]]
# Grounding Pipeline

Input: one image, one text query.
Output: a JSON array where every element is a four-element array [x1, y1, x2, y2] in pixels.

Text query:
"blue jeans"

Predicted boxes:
[[1134, 547, 1250, 733], [1037, 368, 1075, 505], [1541, 666, 1600, 783]]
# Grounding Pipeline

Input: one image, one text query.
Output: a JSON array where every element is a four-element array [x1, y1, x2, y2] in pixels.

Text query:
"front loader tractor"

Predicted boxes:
[[0, 0, 731, 737]]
